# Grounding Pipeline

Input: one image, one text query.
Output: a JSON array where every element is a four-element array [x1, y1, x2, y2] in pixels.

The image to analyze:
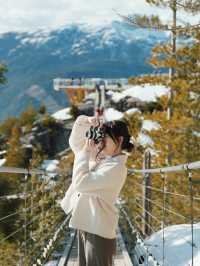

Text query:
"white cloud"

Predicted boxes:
[[0, 0, 199, 33]]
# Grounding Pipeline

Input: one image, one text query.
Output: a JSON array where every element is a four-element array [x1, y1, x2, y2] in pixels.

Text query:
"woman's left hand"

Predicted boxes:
[[83, 138, 96, 153]]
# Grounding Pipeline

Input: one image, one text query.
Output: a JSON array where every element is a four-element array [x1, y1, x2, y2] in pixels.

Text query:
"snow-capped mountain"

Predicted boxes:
[[0, 21, 168, 122]]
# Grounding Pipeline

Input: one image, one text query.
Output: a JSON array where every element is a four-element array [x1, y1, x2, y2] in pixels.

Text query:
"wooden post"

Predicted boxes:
[[142, 150, 152, 236]]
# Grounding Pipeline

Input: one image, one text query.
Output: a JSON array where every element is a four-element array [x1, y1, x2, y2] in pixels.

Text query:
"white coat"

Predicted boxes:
[[60, 115, 128, 239]]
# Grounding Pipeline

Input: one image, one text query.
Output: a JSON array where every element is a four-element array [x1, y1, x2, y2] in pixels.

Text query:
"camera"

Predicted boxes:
[[85, 125, 105, 144]]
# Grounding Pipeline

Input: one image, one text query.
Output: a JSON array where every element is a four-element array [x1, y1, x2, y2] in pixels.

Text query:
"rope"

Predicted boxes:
[[134, 194, 189, 222], [119, 203, 174, 266], [33, 214, 71, 266], [133, 179, 200, 202], [0, 172, 64, 223], [134, 200, 162, 224], [0, 203, 57, 244], [134, 181, 200, 215], [0, 189, 62, 223], [0, 201, 41, 222], [28, 214, 65, 261], [134, 211, 157, 234], [119, 204, 163, 266], [0, 213, 41, 244], [128, 160, 200, 174]]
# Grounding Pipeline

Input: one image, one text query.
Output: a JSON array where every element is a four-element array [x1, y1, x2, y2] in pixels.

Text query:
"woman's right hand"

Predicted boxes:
[[87, 115, 102, 127]]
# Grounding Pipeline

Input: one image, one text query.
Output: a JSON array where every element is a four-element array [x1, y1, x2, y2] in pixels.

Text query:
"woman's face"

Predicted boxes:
[[97, 134, 123, 157]]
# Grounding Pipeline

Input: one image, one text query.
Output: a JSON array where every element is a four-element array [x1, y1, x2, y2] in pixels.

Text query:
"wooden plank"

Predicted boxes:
[[58, 230, 77, 266], [116, 226, 133, 266], [66, 227, 133, 266]]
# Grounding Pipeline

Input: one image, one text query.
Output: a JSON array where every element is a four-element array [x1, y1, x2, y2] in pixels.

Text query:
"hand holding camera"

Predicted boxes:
[[83, 115, 105, 153], [85, 120, 105, 144]]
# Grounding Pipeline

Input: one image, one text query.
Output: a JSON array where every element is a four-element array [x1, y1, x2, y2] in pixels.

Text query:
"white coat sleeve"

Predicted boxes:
[[68, 115, 92, 154], [72, 149, 126, 192]]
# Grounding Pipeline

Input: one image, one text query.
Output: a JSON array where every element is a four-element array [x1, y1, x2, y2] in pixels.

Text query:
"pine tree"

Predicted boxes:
[[19, 105, 38, 127], [129, 31, 200, 166], [119, 0, 200, 164], [0, 63, 7, 85], [118, 1, 200, 233]]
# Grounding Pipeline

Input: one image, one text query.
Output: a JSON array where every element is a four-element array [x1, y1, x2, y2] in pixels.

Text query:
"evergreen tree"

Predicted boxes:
[[0, 116, 19, 139], [120, 0, 200, 164], [19, 105, 38, 127], [38, 104, 47, 115], [0, 63, 7, 85], [118, 0, 200, 234]]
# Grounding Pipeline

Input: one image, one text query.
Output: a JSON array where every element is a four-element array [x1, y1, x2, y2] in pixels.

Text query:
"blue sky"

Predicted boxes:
[[0, 0, 199, 33]]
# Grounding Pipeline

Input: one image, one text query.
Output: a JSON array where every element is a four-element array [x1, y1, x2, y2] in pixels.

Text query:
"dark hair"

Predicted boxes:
[[95, 119, 135, 161]]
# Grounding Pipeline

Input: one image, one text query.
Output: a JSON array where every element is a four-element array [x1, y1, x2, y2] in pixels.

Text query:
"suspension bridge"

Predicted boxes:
[[0, 149, 199, 265], [0, 78, 200, 265]]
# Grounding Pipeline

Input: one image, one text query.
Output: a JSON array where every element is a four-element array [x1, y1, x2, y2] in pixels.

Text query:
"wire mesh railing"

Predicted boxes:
[[0, 149, 73, 266], [1, 143, 200, 266], [117, 158, 200, 266]]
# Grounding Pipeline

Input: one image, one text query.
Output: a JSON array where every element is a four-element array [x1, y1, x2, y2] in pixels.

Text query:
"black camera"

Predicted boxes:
[[85, 125, 105, 144]]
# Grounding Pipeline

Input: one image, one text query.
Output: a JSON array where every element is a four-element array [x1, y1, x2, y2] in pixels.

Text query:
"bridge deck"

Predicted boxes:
[[66, 226, 133, 266]]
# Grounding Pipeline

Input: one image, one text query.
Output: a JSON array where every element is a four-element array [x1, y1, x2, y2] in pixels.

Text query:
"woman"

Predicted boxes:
[[60, 115, 134, 266]]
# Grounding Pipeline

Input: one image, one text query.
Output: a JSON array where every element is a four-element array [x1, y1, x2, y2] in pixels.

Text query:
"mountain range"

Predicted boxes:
[[0, 21, 168, 122]]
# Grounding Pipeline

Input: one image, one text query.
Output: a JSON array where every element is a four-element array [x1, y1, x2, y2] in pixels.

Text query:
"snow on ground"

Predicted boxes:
[[143, 223, 200, 266], [137, 132, 154, 146], [40, 159, 59, 182], [104, 107, 141, 121], [125, 108, 141, 115], [98, 107, 155, 147], [0, 150, 6, 155], [19, 30, 54, 46], [41, 160, 59, 172], [0, 158, 6, 166], [142, 120, 161, 131], [104, 107, 124, 121], [108, 84, 169, 103], [51, 107, 72, 121], [43, 260, 58, 266], [85, 92, 96, 100], [193, 131, 200, 137]]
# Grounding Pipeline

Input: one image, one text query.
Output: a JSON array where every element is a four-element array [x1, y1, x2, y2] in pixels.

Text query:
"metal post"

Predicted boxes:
[[188, 170, 194, 266], [38, 175, 45, 247], [23, 173, 28, 264], [161, 171, 166, 266], [30, 174, 34, 242], [142, 150, 152, 236], [53, 177, 55, 220]]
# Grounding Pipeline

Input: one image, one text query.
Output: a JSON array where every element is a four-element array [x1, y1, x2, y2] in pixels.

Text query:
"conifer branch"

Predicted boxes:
[[117, 12, 200, 33], [0, 64, 7, 85], [176, 0, 200, 14]]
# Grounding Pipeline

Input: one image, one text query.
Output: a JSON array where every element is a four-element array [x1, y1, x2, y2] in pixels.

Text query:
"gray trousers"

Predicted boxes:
[[77, 229, 116, 266]]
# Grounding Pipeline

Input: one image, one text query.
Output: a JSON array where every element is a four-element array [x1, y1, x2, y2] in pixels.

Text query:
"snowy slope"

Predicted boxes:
[[51, 107, 72, 121], [143, 223, 200, 266], [108, 84, 169, 103]]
